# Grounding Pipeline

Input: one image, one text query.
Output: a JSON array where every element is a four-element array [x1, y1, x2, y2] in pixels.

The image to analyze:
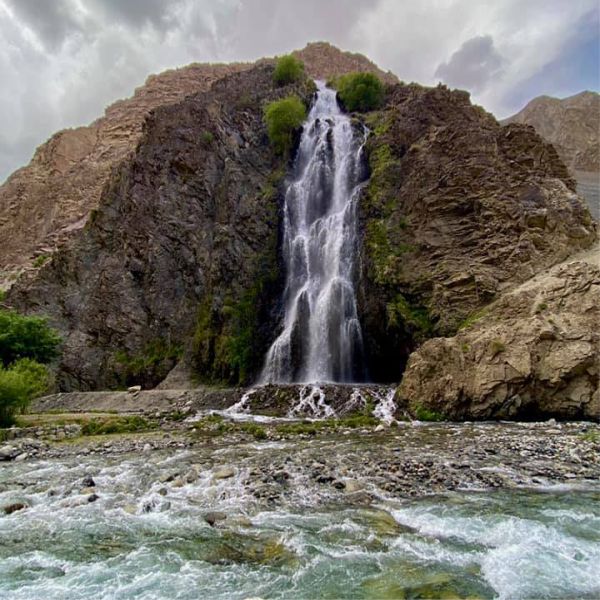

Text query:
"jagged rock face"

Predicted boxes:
[[0, 42, 396, 289], [357, 84, 597, 381], [8, 65, 313, 390], [0, 62, 253, 287], [503, 91, 599, 173], [396, 254, 600, 420]]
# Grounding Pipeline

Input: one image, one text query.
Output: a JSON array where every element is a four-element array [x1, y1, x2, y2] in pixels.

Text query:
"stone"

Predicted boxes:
[[374, 424, 385, 432], [3, 502, 28, 515], [184, 469, 198, 484], [203, 511, 227, 527], [81, 474, 96, 488], [213, 467, 235, 480], [344, 479, 364, 493], [86, 493, 99, 503], [14, 452, 28, 462], [0, 445, 17, 461], [128, 386, 142, 393], [398, 259, 600, 420]]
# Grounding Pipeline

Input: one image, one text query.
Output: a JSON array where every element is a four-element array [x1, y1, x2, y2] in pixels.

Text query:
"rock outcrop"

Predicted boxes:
[[7, 65, 314, 390], [0, 62, 254, 288], [397, 250, 599, 420], [357, 84, 597, 381], [503, 91, 599, 174]]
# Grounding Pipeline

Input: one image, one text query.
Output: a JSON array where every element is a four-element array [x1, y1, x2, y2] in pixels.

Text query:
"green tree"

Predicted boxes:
[[0, 359, 51, 427], [264, 96, 307, 155], [273, 54, 305, 86], [334, 72, 384, 112], [0, 309, 61, 367]]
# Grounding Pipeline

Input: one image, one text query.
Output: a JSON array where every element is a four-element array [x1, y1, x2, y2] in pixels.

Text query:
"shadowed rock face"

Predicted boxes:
[[397, 254, 600, 420], [7, 65, 314, 390], [0, 62, 255, 288], [356, 84, 596, 382]]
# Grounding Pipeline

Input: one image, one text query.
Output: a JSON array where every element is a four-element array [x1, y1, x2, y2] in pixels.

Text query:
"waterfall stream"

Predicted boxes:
[[261, 81, 368, 384]]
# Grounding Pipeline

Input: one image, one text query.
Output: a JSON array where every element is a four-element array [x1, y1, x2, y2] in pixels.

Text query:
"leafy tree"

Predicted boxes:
[[264, 96, 307, 155], [273, 54, 305, 86], [334, 72, 384, 112], [0, 359, 51, 427], [0, 309, 61, 367], [0, 309, 60, 426]]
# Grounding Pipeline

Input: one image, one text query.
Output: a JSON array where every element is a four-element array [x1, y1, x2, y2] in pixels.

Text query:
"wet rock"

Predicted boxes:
[[0, 445, 18, 461], [3, 502, 28, 515], [81, 474, 96, 488], [86, 493, 99, 503], [157, 487, 168, 496], [204, 511, 227, 527], [213, 467, 235, 480], [184, 468, 199, 484], [14, 452, 29, 462]]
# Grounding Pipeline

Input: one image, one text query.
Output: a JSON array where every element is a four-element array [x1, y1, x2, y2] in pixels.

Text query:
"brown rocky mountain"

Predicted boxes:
[[2, 45, 597, 418], [503, 91, 599, 173], [0, 42, 393, 289]]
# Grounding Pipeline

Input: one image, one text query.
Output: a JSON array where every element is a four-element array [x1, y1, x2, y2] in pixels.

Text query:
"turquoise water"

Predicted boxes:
[[1, 450, 599, 599]]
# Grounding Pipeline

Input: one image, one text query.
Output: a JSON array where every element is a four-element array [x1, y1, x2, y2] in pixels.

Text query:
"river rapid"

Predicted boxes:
[[1, 422, 599, 600]]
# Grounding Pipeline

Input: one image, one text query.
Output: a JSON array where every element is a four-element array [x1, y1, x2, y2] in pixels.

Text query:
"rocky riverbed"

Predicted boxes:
[[1, 419, 600, 599]]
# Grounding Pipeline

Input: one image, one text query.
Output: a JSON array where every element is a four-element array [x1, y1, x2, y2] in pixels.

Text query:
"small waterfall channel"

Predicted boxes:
[[260, 81, 368, 384]]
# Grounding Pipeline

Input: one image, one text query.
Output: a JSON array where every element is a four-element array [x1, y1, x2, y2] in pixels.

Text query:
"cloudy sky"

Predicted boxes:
[[0, 0, 598, 182]]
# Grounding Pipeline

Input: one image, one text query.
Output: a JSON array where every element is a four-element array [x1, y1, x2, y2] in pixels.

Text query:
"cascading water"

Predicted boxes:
[[261, 81, 368, 384]]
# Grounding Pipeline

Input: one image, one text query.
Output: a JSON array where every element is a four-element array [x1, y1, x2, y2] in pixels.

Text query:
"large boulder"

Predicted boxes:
[[397, 252, 600, 420]]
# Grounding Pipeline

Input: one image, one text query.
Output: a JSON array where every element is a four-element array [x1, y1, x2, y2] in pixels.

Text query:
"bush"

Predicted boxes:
[[333, 72, 384, 112], [273, 55, 304, 86], [264, 96, 306, 155], [0, 309, 61, 367], [0, 359, 51, 427]]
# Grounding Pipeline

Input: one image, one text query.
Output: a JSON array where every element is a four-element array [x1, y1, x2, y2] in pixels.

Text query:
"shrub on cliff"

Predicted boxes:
[[264, 96, 306, 155], [0, 359, 52, 427], [333, 72, 384, 112], [273, 54, 305, 86], [0, 309, 61, 367]]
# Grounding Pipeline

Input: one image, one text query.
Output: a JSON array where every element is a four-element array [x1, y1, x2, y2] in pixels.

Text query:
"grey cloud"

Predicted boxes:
[[5, 0, 84, 50], [435, 35, 504, 92], [86, 0, 179, 30]]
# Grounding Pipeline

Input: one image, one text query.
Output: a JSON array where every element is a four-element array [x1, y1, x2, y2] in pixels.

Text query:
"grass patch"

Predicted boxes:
[[581, 430, 600, 443], [80, 415, 153, 436], [458, 308, 488, 331], [413, 405, 445, 422], [32, 255, 50, 268]]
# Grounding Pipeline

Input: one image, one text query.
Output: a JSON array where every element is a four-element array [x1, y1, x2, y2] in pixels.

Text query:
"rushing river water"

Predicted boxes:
[[1, 434, 599, 600]]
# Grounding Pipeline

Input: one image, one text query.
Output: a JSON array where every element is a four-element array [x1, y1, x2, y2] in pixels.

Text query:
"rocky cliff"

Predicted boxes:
[[397, 249, 599, 420], [357, 84, 596, 381], [503, 91, 599, 174], [8, 65, 315, 390], [0, 43, 397, 290], [0, 62, 257, 288], [3, 45, 597, 417]]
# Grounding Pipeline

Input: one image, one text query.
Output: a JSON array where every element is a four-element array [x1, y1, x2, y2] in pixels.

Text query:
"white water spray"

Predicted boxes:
[[261, 81, 368, 384]]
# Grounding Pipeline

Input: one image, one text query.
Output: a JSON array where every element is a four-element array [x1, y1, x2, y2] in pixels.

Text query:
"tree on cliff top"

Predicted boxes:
[[273, 54, 305, 86], [333, 72, 384, 112], [264, 96, 307, 155]]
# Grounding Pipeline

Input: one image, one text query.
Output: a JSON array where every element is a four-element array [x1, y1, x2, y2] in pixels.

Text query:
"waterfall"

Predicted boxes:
[[260, 81, 367, 384]]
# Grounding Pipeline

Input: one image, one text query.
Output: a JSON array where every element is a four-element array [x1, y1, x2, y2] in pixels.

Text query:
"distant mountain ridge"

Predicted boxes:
[[502, 91, 599, 173]]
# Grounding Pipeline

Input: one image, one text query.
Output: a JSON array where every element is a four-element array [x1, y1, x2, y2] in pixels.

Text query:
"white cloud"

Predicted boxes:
[[0, 0, 597, 182]]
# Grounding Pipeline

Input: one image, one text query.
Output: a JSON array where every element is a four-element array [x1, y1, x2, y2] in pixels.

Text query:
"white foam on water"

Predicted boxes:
[[287, 385, 335, 418]]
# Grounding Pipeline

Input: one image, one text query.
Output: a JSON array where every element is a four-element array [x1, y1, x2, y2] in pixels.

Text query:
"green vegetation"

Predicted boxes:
[[457, 308, 488, 331], [32, 255, 50, 268], [264, 96, 306, 155], [413, 405, 445, 422], [536, 302, 548, 313], [0, 309, 60, 426], [331, 72, 384, 112], [114, 339, 182, 388], [80, 415, 153, 436], [273, 54, 305, 86], [386, 293, 433, 342], [581, 430, 600, 443], [200, 131, 214, 146], [192, 172, 282, 386], [0, 309, 61, 367]]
